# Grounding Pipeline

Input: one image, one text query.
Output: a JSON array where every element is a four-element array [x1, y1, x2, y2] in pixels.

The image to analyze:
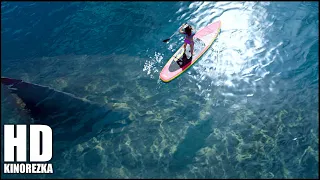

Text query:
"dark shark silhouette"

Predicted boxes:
[[1, 77, 132, 153]]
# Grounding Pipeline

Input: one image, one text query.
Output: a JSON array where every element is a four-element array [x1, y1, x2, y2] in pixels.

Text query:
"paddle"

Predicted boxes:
[[162, 23, 186, 43]]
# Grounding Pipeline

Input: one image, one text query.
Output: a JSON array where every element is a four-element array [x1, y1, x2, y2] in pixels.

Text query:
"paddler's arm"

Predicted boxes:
[[190, 25, 195, 32], [179, 23, 186, 34]]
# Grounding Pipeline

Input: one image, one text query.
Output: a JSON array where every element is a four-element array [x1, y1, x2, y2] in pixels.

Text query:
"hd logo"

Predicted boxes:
[[3, 125, 53, 174]]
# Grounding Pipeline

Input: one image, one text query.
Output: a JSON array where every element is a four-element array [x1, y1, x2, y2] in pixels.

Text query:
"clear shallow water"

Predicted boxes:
[[1, 1, 318, 179]]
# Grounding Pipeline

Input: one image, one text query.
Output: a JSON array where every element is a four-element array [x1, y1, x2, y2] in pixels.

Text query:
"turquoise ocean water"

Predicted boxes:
[[1, 2, 318, 179]]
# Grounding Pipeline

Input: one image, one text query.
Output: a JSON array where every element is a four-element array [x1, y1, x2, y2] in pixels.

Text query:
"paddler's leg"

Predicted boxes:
[[183, 42, 187, 53], [190, 42, 194, 56]]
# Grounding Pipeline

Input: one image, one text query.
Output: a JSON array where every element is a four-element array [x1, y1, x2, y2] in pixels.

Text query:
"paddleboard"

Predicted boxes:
[[160, 20, 221, 82]]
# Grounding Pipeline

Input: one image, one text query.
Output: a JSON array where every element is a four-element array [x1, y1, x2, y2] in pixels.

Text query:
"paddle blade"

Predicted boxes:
[[162, 38, 170, 43]]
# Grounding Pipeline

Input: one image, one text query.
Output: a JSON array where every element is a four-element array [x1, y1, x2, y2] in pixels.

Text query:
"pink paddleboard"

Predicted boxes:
[[160, 20, 221, 82]]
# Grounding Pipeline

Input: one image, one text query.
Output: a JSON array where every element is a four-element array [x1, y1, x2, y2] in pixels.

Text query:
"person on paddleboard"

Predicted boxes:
[[179, 23, 195, 56]]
